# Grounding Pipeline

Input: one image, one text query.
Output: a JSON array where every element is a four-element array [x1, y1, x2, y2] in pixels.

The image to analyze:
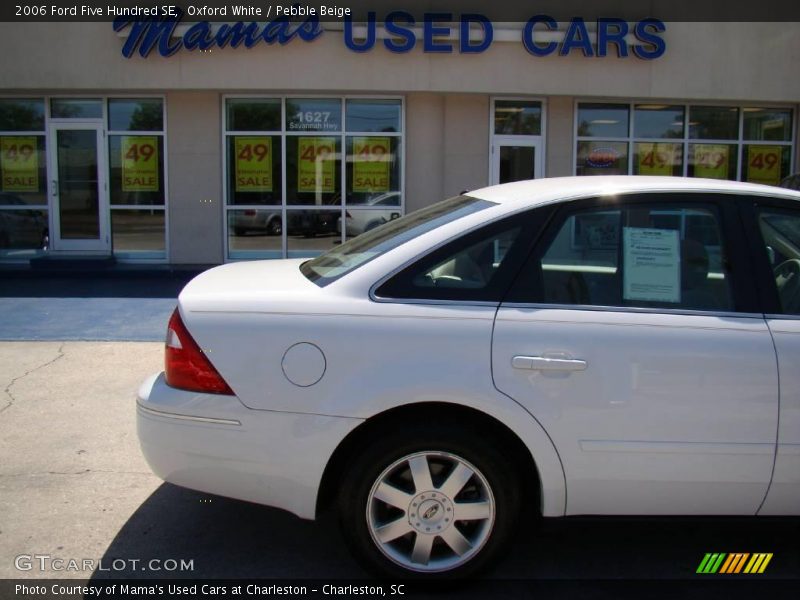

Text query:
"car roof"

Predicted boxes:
[[467, 176, 800, 209]]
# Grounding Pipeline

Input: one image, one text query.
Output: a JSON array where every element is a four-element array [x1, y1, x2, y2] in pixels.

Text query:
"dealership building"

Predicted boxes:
[[0, 12, 798, 266]]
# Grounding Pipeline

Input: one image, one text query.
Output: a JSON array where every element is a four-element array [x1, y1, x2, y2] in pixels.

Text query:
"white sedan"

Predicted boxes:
[[137, 176, 800, 578]]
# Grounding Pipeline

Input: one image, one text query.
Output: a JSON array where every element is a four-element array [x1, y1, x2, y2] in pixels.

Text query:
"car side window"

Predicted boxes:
[[514, 202, 734, 312], [757, 208, 800, 315], [375, 213, 537, 302]]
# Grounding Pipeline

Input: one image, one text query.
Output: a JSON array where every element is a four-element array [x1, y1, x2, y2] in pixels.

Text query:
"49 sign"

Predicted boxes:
[[235, 137, 273, 192], [1, 136, 39, 193], [353, 137, 390, 193], [746, 146, 782, 186], [298, 137, 336, 193], [122, 136, 159, 192]]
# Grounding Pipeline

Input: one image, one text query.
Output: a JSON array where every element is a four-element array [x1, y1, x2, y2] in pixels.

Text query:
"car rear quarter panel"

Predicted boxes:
[[183, 298, 568, 516]]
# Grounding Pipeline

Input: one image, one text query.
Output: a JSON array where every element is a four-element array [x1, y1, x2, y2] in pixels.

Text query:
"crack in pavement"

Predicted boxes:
[[1, 342, 66, 414], [0, 470, 153, 477]]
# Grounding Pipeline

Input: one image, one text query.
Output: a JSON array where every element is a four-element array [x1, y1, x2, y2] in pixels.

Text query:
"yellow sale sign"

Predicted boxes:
[[636, 142, 680, 176], [1, 136, 38, 192], [693, 144, 729, 179], [298, 137, 335, 193], [122, 136, 159, 192], [746, 145, 782, 186], [353, 137, 390, 193], [235, 137, 273, 192]]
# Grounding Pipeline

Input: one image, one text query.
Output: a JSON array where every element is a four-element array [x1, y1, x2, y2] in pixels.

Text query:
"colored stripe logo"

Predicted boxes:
[[696, 553, 773, 574]]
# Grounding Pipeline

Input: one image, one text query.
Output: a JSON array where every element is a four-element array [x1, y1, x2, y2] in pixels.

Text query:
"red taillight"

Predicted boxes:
[[164, 308, 234, 395]]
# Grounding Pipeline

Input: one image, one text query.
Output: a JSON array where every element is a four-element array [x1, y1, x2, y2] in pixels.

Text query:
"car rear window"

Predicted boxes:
[[300, 195, 496, 285]]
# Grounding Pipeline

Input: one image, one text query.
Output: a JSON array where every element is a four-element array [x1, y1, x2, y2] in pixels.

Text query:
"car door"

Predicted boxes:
[[743, 199, 800, 515], [491, 193, 779, 515]]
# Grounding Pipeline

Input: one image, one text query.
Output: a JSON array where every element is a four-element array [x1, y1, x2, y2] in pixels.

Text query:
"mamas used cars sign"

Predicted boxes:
[[113, 9, 666, 59]]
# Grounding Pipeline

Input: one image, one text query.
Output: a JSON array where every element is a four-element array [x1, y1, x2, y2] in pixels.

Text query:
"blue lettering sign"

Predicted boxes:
[[384, 11, 416, 53], [460, 14, 493, 54], [423, 13, 453, 53], [113, 8, 322, 58], [522, 15, 558, 57], [560, 18, 593, 57], [597, 18, 629, 58], [343, 12, 376, 52], [633, 19, 667, 59], [113, 12, 665, 61]]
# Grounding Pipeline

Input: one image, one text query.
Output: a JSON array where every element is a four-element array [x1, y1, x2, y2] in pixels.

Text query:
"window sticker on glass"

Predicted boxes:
[[623, 227, 680, 303]]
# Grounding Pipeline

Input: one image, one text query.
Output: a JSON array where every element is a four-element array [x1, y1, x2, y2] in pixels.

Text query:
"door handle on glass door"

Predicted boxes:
[[512, 356, 587, 372]]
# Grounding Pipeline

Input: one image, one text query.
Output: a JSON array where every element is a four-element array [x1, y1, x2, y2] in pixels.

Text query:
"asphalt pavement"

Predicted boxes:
[[0, 272, 197, 341], [0, 271, 798, 598]]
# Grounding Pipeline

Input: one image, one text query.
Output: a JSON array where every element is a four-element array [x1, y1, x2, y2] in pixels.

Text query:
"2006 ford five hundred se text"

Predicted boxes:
[[137, 176, 800, 578]]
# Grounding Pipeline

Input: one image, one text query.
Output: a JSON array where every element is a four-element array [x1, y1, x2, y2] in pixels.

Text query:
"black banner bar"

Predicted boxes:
[[2, 0, 800, 23]]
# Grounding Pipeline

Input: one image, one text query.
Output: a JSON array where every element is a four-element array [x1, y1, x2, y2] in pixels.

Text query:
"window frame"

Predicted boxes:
[[0, 94, 168, 262], [573, 100, 796, 184], [504, 192, 761, 316], [105, 96, 168, 260], [222, 94, 405, 261]]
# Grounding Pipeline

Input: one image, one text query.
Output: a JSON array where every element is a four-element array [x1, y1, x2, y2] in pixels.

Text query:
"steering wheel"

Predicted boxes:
[[774, 258, 800, 312]]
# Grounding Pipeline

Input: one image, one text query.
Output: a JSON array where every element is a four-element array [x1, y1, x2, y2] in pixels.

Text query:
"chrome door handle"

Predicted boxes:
[[52, 180, 58, 196], [512, 356, 587, 371]]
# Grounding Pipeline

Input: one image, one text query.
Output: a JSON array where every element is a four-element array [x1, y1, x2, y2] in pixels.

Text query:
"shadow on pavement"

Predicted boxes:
[[90, 483, 365, 580], [90, 482, 800, 589], [0, 273, 201, 299], [0, 271, 209, 340]]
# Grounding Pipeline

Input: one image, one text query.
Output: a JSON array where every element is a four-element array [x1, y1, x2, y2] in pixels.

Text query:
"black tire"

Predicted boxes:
[[337, 423, 520, 579]]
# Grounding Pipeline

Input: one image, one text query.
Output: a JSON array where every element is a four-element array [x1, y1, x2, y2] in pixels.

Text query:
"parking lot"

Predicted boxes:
[[0, 273, 798, 597]]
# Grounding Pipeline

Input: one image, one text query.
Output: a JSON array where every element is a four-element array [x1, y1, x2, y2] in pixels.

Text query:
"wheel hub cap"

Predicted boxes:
[[365, 451, 496, 573], [409, 492, 453, 533]]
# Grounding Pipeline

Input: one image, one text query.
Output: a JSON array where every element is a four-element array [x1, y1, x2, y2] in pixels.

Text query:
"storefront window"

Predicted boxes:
[[286, 136, 341, 205], [633, 105, 684, 139], [111, 209, 165, 253], [108, 99, 164, 131], [689, 106, 738, 140], [107, 98, 166, 258], [576, 141, 628, 176], [687, 143, 738, 180], [494, 100, 542, 135], [346, 99, 401, 132], [0, 98, 48, 256], [741, 145, 792, 186], [576, 104, 629, 138], [576, 102, 794, 184], [743, 108, 792, 141], [224, 97, 404, 260], [227, 98, 281, 131], [346, 137, 401, 205], [227, 209, 282, 258], [286, 98, 342, 132], [227, 135, 282, 206], [51, 98, 102, 119], [632, 142, 683, 176], [0, 99, 45, 131]]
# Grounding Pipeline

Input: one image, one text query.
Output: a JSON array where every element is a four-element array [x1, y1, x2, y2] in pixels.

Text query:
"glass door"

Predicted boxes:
[[48, 123, 108, 252], [491, 137, 542, 185]]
